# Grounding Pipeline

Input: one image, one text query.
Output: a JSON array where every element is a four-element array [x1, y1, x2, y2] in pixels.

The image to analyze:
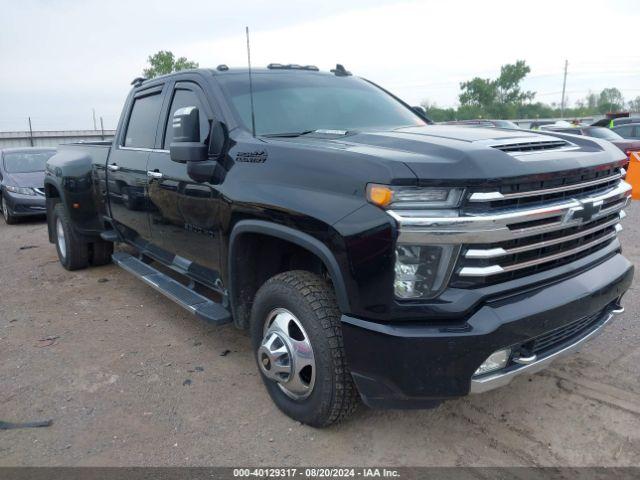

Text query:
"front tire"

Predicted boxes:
[[251, 271, 359, 427], [53, 203, 89, 270], [2, 195, 17, 225]]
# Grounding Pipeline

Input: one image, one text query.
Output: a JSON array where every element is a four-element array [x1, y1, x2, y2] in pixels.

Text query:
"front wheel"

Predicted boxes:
[[2, 195, 17, 224], [251, 271, 359, 427]]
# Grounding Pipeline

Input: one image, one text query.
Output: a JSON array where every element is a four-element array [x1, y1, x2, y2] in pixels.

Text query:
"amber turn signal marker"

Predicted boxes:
[[367, 184, 393, 208]]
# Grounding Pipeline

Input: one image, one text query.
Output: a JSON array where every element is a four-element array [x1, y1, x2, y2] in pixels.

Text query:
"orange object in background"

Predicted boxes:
[[627, 151, 640, 200]]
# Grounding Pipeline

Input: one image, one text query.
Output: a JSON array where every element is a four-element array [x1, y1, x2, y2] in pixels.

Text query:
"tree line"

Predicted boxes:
[[422, 60, 640, 122]]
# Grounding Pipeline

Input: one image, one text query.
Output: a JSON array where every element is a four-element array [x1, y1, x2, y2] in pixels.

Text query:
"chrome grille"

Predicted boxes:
[[455, 168, 629, 286], [468, 167, 622, 208], [389, 166, 631, 288], [453, 214, 621, 286]]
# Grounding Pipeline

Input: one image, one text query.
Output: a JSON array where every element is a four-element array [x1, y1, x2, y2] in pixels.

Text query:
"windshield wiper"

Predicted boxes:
[[262, 130, 316, 138]]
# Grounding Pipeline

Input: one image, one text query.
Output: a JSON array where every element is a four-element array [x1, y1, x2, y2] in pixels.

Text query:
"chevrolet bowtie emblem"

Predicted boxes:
[[568, 199, 603, 223]]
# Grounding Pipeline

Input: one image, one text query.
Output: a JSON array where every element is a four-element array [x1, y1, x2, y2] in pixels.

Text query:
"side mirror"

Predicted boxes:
[[188, 119, 229, 183], [170, 106, 208, 162], [208, 119, 228, 159]]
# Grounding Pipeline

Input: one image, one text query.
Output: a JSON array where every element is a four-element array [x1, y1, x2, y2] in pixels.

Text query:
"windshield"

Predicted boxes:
[[3, 151, 55, 173], [216, 72, 426, 136], [586, 127, 623, 141]]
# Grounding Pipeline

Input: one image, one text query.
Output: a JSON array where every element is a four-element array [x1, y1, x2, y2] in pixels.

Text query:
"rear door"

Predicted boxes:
[[146, 81, 224, 286], [108, 85, 165, 245]]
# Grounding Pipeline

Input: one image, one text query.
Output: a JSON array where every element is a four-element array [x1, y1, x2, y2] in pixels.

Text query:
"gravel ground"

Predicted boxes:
[[0, 204, 638, 467]]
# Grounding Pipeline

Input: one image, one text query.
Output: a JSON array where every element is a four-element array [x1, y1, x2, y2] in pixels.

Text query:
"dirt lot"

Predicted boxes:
[[0, 204, 638, 467]]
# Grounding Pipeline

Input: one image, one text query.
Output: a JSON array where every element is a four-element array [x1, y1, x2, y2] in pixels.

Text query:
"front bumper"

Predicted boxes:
[[469, 306, 622, 393], [342, 253, 633, 409], [3, 190, 46, 217]]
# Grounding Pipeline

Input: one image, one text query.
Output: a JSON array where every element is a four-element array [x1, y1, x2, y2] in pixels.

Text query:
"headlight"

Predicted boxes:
[[394, 244, 458, 299], [368, 184, 463, 299], [367, 184, 463, 209], [5, 185, 36, 196]]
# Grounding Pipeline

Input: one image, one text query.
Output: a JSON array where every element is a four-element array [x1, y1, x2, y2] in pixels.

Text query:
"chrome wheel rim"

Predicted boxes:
[[2, 197, 8, 221], [56, 218, 67, 260], [258, 308, 316, 400]]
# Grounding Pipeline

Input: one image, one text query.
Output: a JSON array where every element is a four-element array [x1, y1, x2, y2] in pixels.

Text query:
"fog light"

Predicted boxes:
[[474, 348, 511, 376]]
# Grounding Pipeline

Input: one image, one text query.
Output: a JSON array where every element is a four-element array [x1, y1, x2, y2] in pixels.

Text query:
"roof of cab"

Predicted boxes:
[[210, 67, 331, 75], [132, 65, 344, 87]]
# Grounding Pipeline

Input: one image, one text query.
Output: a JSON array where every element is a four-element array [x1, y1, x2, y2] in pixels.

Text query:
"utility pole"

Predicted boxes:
[[100, 117, 105, 140], [92, 108, 97, 130], [560, 59, 568, 118], [28, 117, 34, 147]]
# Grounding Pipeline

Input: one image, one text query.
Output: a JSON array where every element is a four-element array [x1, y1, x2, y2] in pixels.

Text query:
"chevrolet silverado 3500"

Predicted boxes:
[[45, 64, 633, 427]]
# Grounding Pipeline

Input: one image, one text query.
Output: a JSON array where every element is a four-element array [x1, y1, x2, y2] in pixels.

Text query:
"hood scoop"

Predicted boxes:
[[484, 137, 576, 155]]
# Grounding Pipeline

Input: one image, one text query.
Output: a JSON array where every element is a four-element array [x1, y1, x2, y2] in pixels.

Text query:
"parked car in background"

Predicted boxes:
[[442, 119, 520, 129], [529, 120, 558, 130], [538, 121, 581, 130], [611, 123, 640, 140], [591, 116, 640, 128], [537, 126, 640, 159], [0, 147, 56, 224]]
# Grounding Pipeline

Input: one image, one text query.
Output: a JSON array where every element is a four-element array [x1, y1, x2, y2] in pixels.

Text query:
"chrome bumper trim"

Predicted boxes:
[[469, 171, 623, 202], [464, 214, 623, 259], [459, 229, 618, 277], [469, 309, 620, 394], [390, 181, 631, 245]]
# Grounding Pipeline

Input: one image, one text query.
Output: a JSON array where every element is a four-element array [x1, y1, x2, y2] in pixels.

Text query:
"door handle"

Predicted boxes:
[[107, 164, 120, 171], [147, 171, 164, 179]]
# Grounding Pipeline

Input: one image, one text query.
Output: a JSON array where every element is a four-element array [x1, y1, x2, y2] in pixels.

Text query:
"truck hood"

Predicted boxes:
[[277, 125, 626, 185], [4, 171, 45, 188]]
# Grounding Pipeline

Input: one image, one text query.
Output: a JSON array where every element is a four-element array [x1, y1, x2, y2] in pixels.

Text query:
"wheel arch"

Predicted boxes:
[[228, 220, 350, 329]]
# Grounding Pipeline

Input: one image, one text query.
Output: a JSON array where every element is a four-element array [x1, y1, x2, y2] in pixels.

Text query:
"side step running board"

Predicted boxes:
[[111, 252, 232, 326]]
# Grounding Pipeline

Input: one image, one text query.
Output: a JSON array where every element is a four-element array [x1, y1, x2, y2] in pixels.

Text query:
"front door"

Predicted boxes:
[[108, 86, 164, 245], [146, 82, 223, 287]]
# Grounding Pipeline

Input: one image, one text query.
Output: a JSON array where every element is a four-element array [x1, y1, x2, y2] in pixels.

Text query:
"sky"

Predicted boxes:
[[1, 0, 638, 131]]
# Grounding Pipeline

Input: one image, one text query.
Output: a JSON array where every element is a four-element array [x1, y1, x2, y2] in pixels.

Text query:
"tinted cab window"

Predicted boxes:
[[124, 93, 163, 148], [164, 89, 209, 149]]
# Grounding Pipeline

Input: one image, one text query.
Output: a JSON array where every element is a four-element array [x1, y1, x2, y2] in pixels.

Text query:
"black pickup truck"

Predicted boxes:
[[45, 64, 633, 427]]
